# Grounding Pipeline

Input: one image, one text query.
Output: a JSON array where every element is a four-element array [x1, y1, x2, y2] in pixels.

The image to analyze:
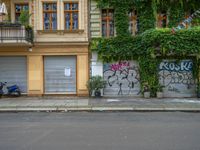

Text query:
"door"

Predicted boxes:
[[159, 59, 196, 97], [0, 56, 27, 93], [44, 56, 76, 94], [103, 61, 140, 96]]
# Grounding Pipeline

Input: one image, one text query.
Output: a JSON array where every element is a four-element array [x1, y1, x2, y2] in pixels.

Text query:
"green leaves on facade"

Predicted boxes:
[[92, 0, 200, 96]]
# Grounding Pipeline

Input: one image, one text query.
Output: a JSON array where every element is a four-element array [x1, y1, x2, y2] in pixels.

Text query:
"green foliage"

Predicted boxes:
[[86, 76, 107, 96], [92, 27, 200, 96], [168, 3, 185, 28], [141, 27, 200, 55], [138, 56, 160, 97], [19, 10, 32, 28], [92, 0, 200, 97], [137, 0, 156, 34], [114, 4, 130, 37], [96, 0, 155, 35], [94, 27, 200, 60]]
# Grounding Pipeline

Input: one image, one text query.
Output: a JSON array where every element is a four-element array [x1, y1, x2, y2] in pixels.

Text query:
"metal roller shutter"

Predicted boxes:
[[0, 56, 27, 93], [44, 56, 76, 94], [103, 61, 141, 97]]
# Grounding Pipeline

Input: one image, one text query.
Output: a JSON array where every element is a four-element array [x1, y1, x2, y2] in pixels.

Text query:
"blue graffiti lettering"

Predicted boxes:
[[159, 60, 193, 72]]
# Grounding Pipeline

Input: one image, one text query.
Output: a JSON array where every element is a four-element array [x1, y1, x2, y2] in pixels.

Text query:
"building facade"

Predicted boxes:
[[0, 0, 89, 96], [90, 0, 141, 97], [90, 0, 196, 98]]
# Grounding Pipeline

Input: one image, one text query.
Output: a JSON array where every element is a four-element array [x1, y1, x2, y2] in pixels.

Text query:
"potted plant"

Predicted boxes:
[[197, 83, 200, 98], [86, 76, 107, 97], [156, 84, 164, 98], [142, 82, 150, 98], [19, 10, 32, 28]]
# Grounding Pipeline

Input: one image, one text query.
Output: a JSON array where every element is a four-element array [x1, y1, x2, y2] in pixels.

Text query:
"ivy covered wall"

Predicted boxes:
[[90, 0, 200, 97]]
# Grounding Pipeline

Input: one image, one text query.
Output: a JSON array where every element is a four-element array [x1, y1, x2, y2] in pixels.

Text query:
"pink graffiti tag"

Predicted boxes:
[[110, 61, 130, 71]]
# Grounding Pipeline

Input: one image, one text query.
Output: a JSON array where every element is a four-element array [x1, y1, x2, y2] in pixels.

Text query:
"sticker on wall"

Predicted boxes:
[[64, 67, 71, 77]]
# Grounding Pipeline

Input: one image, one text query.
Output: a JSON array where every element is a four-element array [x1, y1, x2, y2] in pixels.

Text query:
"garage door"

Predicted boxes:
[[159, 59, 196, 97], [44, 56, 76, 94], [0, 56, 27, 93], [103, 61, 141, 96]]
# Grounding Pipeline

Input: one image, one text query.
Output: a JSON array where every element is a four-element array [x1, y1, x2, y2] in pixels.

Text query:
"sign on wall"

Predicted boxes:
[[64, 67, 71, 77], [159, 60, 196, 97], [103, 61, 140, 96]]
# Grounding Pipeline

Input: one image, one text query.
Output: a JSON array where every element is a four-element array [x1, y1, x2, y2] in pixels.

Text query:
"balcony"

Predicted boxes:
[[0, 23, 33, 46]]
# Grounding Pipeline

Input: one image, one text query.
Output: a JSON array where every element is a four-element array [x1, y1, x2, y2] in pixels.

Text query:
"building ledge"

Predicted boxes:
[[37, 29, 85, 35], [0, 41, 32, 47], [34, 41, 89, 46]]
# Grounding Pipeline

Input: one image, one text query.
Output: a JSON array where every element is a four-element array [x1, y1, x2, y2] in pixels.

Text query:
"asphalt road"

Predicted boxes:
[[0, 112, 200, 150]]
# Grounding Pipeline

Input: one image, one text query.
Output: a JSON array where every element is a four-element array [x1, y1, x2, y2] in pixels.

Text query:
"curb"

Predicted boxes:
[[0, 107, 200, 112]]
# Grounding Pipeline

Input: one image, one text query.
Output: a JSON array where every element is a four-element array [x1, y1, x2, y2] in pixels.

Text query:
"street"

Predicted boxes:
[[0, 112, 200, 150]]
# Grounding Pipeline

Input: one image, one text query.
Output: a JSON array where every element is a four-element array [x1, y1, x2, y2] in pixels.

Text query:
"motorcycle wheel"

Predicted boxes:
[[11, 90, 21, 97], [16, 90, 21, 97]]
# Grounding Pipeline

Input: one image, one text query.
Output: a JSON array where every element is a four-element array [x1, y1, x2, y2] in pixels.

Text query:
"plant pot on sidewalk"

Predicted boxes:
[[144, 92, 150, 98], [142, 82, 150, 98], [197, 93, 200, 98], [197, 83, 200, 98], [155, 84, 164, 99], [156, 92, 163, 98], [86, 76, 106, 98], [94, 90, 101, 97]]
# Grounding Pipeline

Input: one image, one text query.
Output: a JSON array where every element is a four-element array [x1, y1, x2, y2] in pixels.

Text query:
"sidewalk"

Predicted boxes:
[[0, 96, 200, 112]]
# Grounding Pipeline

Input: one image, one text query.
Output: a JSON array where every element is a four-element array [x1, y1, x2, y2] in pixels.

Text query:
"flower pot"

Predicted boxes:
[[144, 92, 150, 98], [94, 90, 101, 97], [197, 92, 200, 98], [156, 92, 163, 98]]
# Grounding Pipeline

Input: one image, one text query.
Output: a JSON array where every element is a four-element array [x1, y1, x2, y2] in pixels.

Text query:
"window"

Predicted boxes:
[[64, 3, 79, 30], [129, 9, 138, 35], [43, 3, 57, 30], [102, 9, 114, 37], [157, 12, 167, 28], [15, 3, 29, 22]]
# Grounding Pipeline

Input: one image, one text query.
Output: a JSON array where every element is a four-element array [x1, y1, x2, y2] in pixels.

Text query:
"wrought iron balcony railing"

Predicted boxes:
[[0, 23, 33, 45]]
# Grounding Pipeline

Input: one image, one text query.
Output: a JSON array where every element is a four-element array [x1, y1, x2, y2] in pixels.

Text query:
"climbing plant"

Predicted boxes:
[[92, 0, 200, 97]]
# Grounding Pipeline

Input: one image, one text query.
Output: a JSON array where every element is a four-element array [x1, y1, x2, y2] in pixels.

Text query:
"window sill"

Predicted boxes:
[[37, 29, 84, 34]]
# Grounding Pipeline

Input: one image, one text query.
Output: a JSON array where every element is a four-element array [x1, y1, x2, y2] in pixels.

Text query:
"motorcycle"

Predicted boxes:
[[0, 82, 21, 98]]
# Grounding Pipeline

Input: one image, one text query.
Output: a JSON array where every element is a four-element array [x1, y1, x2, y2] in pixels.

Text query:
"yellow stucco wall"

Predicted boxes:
[[0, 45, 89, 96], [77, 54, 89, 96], [0, 0, 89, 97], [34, 0, 89, 43], [28, 55, 43, 95]]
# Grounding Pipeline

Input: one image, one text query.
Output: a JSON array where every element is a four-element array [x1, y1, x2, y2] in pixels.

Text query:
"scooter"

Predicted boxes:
[[0, 82, 21, 98]]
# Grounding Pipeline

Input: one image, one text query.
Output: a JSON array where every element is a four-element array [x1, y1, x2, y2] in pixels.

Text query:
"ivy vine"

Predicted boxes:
[[91, 0, 200, 97]]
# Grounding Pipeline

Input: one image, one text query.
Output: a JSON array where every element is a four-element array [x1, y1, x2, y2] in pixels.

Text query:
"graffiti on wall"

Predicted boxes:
[[158, 60, 196, 97], [103, 61, 140, 96]]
